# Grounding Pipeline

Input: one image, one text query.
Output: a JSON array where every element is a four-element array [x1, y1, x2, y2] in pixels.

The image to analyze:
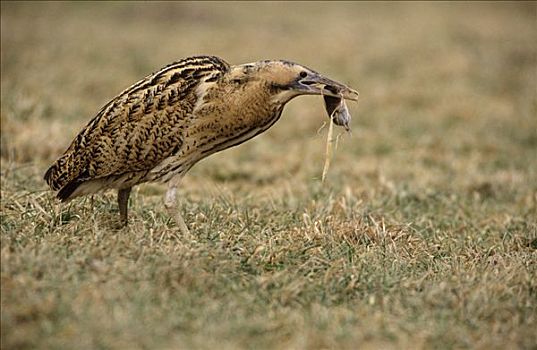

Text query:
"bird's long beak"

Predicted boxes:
[[296, 72, 359, 101]]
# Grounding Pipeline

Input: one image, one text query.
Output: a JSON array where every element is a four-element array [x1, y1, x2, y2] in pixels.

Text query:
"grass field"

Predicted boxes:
[[1, 2, 536, 349]]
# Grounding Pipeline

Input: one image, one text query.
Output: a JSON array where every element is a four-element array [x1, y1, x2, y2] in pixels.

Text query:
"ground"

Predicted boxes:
[[1, 2, 536, 349]]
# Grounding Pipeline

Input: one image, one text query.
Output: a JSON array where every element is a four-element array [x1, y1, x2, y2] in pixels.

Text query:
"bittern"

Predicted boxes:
[[44, 55, 358, 234]]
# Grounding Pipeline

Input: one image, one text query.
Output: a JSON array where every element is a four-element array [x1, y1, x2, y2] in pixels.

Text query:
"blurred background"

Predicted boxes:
[[1, 1, 536, 197], [1, 3, 536, 349]]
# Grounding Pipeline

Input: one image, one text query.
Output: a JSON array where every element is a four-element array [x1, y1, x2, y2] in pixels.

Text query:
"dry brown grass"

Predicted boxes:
[[1, 2, 536, 349]]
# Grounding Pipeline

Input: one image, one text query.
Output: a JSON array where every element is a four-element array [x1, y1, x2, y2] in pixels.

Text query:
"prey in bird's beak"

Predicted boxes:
[[323, 95, 352, 131], [295, 71, 359, 131]]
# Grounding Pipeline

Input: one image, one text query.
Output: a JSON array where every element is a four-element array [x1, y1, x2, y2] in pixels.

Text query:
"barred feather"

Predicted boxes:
[[44, 56, 230, 200]]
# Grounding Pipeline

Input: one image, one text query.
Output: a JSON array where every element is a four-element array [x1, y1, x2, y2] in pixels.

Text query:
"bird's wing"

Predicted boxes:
[[44, 56, 230, 191]]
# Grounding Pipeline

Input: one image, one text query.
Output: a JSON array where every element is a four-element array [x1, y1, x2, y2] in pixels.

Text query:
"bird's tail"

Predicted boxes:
[[44, 153, 84, 202], [44, 161, 64, 191]]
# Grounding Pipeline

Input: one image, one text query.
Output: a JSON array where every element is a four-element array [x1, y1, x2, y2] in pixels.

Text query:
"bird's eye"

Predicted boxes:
[[299, 71, 308, 78]]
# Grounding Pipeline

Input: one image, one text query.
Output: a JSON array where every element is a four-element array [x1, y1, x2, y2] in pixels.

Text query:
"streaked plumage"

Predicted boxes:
[[44, 55, 358, 232]]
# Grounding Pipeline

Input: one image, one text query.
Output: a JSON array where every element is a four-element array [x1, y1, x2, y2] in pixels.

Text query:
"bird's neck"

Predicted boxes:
[[185, 84, 284, 162]]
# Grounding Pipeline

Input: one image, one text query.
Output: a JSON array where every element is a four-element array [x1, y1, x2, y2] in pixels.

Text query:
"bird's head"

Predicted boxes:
[[229, 60, 359, 104]]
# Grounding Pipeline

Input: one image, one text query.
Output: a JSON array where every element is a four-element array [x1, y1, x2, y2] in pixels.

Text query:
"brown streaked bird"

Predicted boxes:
[[44, 55, 359, 234]]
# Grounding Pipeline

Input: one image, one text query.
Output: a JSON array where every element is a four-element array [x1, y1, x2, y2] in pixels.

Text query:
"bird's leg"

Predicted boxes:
[[164, 178, 190, 236], [118, 187, 132, 226]]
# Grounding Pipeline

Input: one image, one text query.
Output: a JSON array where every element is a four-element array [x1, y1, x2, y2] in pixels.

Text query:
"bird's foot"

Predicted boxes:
[[164, 202, 191, 237], [164, 179, 193, 238], [173, 211, 191, 237]]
